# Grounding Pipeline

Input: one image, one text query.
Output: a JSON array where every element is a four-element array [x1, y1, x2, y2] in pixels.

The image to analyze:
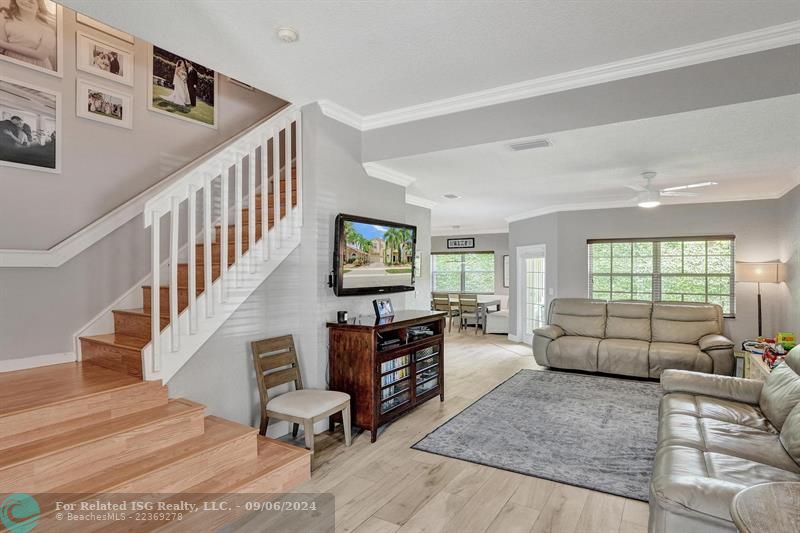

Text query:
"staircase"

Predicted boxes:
[[0, 363, 310, 528]]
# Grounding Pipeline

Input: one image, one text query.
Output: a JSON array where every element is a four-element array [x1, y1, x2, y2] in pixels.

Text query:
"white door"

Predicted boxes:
[[517, 245, 546, 345]]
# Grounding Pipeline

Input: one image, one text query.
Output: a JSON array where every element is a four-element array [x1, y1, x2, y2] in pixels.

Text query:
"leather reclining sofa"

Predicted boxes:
[[533, 299, 735, 378]]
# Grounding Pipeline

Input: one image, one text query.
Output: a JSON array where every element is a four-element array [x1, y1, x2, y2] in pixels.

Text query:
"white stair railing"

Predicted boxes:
[[142, 105, 302, 382]]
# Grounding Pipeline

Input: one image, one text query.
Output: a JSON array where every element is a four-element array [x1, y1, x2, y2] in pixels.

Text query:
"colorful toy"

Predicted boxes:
[[776, 332, 796, 350]]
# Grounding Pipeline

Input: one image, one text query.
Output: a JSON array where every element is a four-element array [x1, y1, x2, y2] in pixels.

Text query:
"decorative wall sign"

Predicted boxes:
[[0, 77, 60, 173], [447, 238, 475, 249]]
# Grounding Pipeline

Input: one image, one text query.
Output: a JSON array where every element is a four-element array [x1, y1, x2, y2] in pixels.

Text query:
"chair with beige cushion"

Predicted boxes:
[[251, 335, 351, 454], [649, 345, 800, 532]]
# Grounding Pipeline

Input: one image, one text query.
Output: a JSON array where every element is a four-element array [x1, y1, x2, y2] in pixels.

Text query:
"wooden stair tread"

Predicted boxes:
[[0, 363, 140, 417], [80, 333, 149, 350], [0, 399, 203, 470], [114, 307, 170, 319], [47, 416, 254, 495]]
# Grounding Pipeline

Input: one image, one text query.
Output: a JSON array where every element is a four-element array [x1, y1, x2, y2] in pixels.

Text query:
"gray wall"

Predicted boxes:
[[431, 233, 510, 295], [780, 185, 800, 331], [509, 197, 795, 347], [168, 104, 431, 436], [0, 6, 285, 249]]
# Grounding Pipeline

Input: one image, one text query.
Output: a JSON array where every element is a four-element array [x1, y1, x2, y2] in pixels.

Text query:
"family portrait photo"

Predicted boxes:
[[76, 31, 134, 86], [0, 0, 62, 76], [149, 45, 217, 128], [0, 77, 59, 172], [76, 79, 132, 129]]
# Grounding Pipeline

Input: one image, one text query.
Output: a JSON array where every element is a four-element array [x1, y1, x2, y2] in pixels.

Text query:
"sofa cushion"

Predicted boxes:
[[759, 348, 800, 430], [605, 302, 652, 341], [780, 403, 800, 467], [548, 336, 600, 371], [598, 338, 649, 377], [549, 299, 606, 338], [660, 393, 774, 432], [649, 342, 712, 378], [651, 303, 721, 344]]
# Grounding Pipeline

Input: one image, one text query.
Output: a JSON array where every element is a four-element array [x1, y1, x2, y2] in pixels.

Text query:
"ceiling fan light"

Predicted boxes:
[[637, 189, 661, 208], [638, 200, 661, 208]]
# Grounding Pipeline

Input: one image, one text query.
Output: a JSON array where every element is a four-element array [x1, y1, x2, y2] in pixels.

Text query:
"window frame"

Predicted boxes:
[[587, 235, 736, 317], [431, 251, 496, 294]]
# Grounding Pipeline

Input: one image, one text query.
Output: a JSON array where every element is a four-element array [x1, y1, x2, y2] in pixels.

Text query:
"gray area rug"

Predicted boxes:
[[412, 369, 662, 501]]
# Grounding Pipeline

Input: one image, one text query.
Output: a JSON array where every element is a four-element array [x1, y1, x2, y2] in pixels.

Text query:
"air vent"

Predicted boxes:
[[508, 139, 551, 152]]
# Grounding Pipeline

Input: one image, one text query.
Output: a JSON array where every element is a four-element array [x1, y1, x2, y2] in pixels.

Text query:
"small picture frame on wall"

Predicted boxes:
[[76, 79, 133, 129], [503, 255, 510, 288], [373, 298, 395, 319], [76, 31, 134, 86], [447, 238, 475, 249]]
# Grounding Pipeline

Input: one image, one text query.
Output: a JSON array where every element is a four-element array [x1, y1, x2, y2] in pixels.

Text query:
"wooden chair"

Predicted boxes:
[[432, 294, 454, 330], [251, 335, 351, 454], [458, 294, 483, 334], [447, 293, 461, 332]]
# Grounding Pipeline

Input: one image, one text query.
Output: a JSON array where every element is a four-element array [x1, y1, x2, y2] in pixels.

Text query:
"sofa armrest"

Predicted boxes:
[[661, 369, 763, 405], [533, 325, 564, 341], [698, 334, 734, 352]]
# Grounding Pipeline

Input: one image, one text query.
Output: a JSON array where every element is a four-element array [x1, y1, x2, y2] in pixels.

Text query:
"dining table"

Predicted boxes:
[[477, 296, 502, 313]]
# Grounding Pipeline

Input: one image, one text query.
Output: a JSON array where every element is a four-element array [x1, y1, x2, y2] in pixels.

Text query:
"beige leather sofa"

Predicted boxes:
[[650, 346, 800, 532], [533, 299, 734, 378]]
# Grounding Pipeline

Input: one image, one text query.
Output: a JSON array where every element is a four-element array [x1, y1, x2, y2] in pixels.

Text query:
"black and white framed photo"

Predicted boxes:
[[76, 79, 132, 129], [503, 255, 510, 288], [0, 77, 60, 172], [373, 298, 395, 319], [447, 238, 475, 249], [76, 31, 134, 86], [75, 13, 134, 44], [148, 45, 218, 129], [0, 0, 63, 77]]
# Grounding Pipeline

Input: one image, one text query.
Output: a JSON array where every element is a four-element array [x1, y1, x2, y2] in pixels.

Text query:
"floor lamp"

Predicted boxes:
[[735, 262, 782, 337]]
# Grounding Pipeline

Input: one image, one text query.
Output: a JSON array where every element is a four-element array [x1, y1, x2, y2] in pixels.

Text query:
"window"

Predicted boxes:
[[432, 252, 495, 293], [526, 256, 546, 333], [588, 236, 735, 315]]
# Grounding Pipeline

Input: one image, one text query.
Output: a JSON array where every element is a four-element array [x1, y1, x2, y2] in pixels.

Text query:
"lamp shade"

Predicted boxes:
[[736, 262, 781, 283]]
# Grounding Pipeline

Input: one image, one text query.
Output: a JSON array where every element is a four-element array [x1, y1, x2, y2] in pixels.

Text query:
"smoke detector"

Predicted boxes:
[[277, 27, 299, 43], [508, 139, 551, 152]]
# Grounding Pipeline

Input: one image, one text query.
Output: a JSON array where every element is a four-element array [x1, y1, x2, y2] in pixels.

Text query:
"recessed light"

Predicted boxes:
[[277, 27, 299, 43], [443, 194, 460, 199]]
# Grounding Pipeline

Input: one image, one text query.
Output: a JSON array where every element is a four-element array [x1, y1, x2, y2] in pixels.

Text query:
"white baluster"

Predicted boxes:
[[203, 174, 213, 318], [295, 111, 303, 228], [220, 165, 229, 301], [248, 147, 257, 273], [169, 196, 180, 352], [285, 122, 293, 234], [150, 210, 161, 373], [187, 184, 197, 334], [234, 154, 243, 286], [272, 129, 281, 248], [261, 139, 269, 261]]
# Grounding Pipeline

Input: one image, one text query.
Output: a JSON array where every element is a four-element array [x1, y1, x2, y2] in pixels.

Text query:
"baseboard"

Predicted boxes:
[[0, 352, 76, 372]]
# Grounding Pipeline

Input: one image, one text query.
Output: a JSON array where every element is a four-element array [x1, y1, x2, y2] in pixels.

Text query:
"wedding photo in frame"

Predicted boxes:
[[148, 45, 218, 129], [0, 77, 60, 173], [76, 31, 134, 86], [0, 0, 63, 77], [76, 78, 133, 129]]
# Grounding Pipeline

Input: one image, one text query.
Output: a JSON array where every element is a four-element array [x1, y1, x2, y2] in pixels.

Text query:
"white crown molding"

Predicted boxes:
[[362, 162, 417, 187], [406, 194, 437, 209], [318, 21, 800, 132], [0, 352, 76, 372], [431, 226, 509, 237], [318, 99, 364, 130]]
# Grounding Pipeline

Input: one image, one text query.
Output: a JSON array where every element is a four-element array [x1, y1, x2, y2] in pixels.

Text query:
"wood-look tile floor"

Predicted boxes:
[[292, 328, 650, 533]]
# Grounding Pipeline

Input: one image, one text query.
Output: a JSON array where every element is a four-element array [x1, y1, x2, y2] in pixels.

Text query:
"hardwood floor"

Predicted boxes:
[[292, 328, 650, 533]]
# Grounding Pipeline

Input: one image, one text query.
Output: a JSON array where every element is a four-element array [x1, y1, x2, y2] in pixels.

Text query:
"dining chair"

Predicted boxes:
[[447, 293, 461, 333], [251, 335, 352, 455], [458, 294, 483, 335], [432, 294, 453, 330]]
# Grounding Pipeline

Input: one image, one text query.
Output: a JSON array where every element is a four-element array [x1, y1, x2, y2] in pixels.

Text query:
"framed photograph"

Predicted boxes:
[[76, 79, 132, 129], [148, 45, 218, 129], [0, 0, 63, 77], [76, 31, 134, 86], [0, 77, 60, 173], [75, 13, 134, 44], [503, 255, 510, 288], [373, 298, 395, 319], [447, 238, 475, 249]]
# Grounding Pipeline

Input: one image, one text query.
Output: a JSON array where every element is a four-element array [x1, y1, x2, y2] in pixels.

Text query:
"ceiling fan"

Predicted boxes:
[[626, 171, 718, 208]]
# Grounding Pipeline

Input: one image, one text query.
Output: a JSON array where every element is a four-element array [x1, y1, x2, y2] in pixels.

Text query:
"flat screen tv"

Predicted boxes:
[[333, 213, 417, 296]]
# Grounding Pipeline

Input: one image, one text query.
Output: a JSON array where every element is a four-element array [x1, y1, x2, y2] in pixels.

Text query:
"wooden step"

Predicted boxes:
[[80, 334, 148, 378], [216, 222, 265, 242], [178, 261, 222, 288], [113, 308, 170, 340], [0, 363, 167, 449], [0, 398, 205, 493]]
